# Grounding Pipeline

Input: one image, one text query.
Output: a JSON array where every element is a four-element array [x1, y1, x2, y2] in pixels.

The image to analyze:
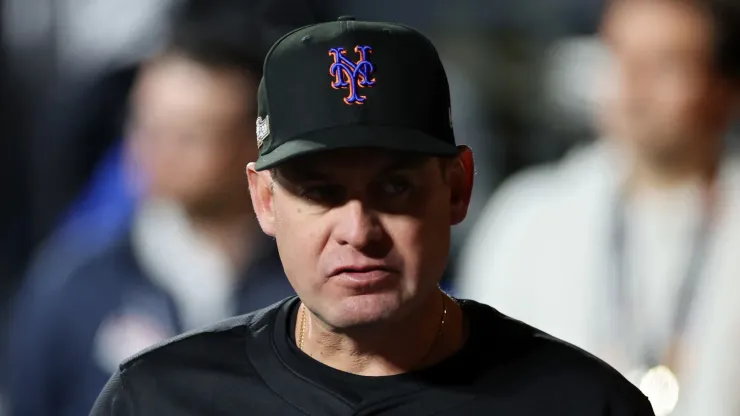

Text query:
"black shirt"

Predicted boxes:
[[90, 297, 655, 415]]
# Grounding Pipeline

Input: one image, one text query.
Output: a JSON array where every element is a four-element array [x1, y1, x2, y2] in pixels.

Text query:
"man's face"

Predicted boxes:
[[601, 0, 733, 164], [248, 148, 473, 329], [128, 54, 258, 211]]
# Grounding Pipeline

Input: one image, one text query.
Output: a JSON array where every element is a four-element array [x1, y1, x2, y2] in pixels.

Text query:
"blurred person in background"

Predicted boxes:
[[457, 0, 740, 415], [5, 1, 297, 415]]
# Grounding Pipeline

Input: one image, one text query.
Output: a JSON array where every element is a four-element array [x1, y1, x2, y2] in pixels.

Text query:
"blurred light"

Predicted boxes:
[[3, 0, 54, 49], [542, 36, 612, 133], [57, 0, 174, 76]]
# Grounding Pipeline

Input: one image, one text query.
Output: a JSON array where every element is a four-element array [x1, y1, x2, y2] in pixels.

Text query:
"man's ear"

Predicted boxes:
[[246, 162, 277, 236], [449, 146, 475, 226]]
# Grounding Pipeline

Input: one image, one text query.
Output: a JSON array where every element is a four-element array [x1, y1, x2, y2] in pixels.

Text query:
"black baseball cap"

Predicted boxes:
[[253, 16, 458, 170]]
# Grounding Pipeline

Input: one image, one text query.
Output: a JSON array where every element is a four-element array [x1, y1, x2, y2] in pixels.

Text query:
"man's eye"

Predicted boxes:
[[380, 178, 411, 196], [300, 186, 343, 203]]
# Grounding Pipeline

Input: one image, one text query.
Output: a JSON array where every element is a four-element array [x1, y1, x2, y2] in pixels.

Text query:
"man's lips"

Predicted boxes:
[[328, 265, 400, 291], [328, 265, 398, 278]]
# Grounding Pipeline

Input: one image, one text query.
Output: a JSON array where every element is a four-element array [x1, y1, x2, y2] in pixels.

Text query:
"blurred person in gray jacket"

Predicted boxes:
[[457, 1, 740, 415], [5, 1, 300, 415]]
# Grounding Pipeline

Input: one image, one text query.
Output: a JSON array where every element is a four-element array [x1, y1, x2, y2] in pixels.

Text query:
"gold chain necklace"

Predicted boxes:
[[298, 302, 308, 350], [297, 294, 449, 367]]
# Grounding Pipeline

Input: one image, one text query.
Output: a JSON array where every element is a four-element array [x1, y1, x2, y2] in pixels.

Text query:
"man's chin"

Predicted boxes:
[[323, 294, 404, 329]]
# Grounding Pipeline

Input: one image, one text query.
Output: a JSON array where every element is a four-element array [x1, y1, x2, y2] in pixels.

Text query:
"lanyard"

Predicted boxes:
[[610, 190, 715, 367]]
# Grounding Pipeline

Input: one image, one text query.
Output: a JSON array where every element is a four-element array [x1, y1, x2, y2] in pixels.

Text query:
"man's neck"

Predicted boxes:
[[628, 147, 721, 195], [296, 290, 466, 376]]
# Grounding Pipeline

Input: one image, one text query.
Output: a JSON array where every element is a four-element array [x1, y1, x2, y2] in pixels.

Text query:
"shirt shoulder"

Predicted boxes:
[[90, 299, 289, 414], [92, 297, 295, 416], [90, 370, 136, 416], [460, 299, 654, 415]]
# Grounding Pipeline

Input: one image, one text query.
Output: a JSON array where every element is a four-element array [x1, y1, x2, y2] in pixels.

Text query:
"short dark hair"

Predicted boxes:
[[164, 0, 267, 80]]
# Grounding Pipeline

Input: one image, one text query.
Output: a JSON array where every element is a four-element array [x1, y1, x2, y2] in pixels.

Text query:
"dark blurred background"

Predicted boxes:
[[4, 0, 740, 415]]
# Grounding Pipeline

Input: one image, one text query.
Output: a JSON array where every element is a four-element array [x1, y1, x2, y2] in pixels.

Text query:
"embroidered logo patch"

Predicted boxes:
[[328, 46, 375, 105], [256, 115, 270, 148]]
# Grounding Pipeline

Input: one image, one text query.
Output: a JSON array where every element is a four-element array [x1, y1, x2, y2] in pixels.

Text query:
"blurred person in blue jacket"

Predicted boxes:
[[5, 1, 298, 415]]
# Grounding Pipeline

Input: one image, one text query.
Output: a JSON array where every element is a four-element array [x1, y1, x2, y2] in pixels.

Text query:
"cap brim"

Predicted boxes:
[[254, 125, 458, 171]]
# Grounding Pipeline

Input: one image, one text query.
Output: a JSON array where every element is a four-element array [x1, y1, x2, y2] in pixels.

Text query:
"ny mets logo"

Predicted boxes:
[[328, 46, 376, 105]]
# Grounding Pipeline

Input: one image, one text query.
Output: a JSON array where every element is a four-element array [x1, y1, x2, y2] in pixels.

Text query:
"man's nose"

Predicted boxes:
[[332, 200, 385, 249]]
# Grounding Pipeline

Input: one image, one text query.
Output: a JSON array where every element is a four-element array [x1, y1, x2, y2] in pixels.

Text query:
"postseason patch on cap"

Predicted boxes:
[[256, 115, 270, 148]]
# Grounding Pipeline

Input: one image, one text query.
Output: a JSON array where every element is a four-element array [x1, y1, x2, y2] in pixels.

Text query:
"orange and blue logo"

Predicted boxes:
[[329, 46, 375, 105]]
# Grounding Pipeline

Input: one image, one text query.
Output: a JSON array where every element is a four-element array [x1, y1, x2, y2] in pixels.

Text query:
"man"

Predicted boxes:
[[458, 1, 740, 415], [91, 17, 654, 415], [6, 2, 297, 415]]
